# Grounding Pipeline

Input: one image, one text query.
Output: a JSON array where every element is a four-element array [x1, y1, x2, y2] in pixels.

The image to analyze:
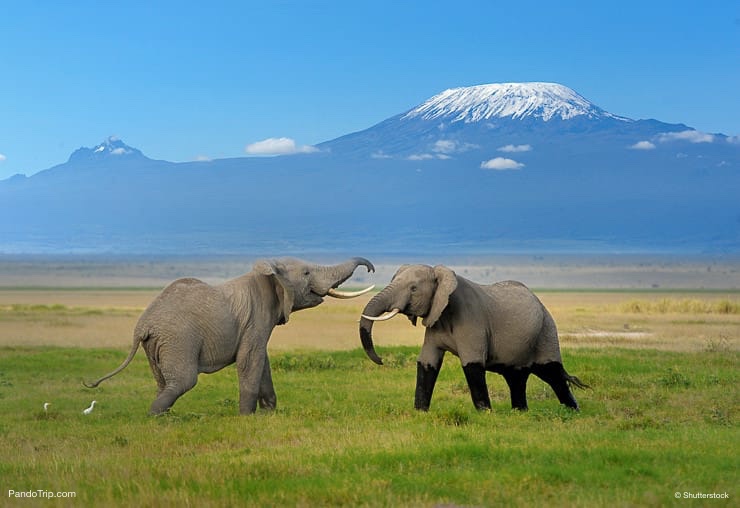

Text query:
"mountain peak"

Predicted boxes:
[[68, 136, 146, 163], [404, 82, 631, 123]]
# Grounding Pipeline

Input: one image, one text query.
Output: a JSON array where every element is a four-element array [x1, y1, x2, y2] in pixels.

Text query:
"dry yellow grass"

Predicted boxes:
[[0, 289, 737, 352], [0, 289, 157, 348]]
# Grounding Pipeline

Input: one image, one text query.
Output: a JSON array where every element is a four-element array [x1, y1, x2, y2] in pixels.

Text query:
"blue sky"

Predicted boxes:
[[1, 0, 738, 179]]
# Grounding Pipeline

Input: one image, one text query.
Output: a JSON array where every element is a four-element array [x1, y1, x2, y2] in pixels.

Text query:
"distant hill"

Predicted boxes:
[[1, 83, 738, 255]]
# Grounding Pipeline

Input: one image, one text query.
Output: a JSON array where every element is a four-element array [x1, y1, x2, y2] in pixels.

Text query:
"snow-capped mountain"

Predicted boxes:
[[319, 81, 694, 159], [68, 136, 146, 163], [1, 82, 738, 254], [403, 82, 628, 123]]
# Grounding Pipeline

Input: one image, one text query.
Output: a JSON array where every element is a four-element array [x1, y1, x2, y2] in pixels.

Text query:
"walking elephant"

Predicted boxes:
[[85, 257, 375, 415], [359, 264, 588, 412]]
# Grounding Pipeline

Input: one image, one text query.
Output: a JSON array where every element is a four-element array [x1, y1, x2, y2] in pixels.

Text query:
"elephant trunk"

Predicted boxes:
[[358, 284, 395, 365], [319, 257, 375, 293]]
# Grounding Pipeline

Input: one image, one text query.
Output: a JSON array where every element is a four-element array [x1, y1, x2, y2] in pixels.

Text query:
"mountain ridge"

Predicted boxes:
[[1, 82, 738, 254]]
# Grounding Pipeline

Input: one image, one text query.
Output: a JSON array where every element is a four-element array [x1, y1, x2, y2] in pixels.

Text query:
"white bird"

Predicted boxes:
[[43, 402, 51, 413], [83, 400, 97, 415]]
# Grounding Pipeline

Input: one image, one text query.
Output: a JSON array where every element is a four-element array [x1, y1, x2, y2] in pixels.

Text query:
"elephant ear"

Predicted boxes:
[[253, 260, 295, 324], [422, 265, 458, 328]]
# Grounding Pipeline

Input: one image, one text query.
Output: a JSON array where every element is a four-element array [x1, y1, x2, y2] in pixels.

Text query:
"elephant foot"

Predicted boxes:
[[258, 396, 277, 410]]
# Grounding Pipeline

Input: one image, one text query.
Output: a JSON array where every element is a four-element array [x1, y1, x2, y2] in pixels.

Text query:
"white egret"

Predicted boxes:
[[83, 400, 97, 415]]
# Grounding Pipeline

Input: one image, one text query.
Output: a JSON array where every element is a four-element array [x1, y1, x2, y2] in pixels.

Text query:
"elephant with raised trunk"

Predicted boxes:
[[85, 257, 375, 415], [359, 264, 588, 412]]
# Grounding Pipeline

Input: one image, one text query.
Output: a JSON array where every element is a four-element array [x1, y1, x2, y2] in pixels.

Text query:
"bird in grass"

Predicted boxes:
[[83, 400, 97, 415], [43, 402, 51, 413]]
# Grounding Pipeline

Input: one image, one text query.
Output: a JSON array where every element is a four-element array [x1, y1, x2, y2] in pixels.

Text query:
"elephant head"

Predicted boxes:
[[255, 257, 376, 323], [359, 264, 457, 365]]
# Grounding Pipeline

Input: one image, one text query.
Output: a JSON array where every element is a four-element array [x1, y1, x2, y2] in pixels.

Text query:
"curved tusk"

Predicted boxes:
[[361, 308, 401, 321], [327, 285, 376, 299]]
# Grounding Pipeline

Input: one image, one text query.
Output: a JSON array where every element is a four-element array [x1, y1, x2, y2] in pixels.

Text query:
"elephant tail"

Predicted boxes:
[[83, 330, 146, 388], [565, 372, 590, 390]]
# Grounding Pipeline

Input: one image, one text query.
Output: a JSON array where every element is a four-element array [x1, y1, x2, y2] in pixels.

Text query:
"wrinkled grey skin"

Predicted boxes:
[[359, 264, 587, 412], [85, 257, 374, 415]]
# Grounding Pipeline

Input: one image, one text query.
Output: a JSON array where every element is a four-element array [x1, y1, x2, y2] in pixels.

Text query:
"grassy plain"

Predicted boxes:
[[0, 281, 738, 506], [0, 289, 737, 352]]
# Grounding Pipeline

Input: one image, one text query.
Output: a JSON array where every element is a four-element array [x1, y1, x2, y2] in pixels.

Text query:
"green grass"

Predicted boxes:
[[0, 346, 737, 507]]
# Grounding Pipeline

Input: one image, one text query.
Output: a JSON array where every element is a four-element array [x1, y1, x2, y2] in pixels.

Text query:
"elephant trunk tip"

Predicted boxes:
[[352, 257, 375, 273], [360, 321, 383, 365], [367, 351, 384, 366]]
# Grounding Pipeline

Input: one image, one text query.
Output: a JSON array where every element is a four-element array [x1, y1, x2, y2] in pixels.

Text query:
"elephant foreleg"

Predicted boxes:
[[236, 340, 268, 415], [415, 360, 442, 411], [462, 362, 491, 411], [258, 354, 277, 410]]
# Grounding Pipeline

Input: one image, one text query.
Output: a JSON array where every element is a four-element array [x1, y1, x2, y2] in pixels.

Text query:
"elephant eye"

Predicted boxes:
[[304, 270, 310, 276], [410, 285, 417, 293]]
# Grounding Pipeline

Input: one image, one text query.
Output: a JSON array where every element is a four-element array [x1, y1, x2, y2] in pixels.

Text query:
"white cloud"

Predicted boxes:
[[498, 144, 532, 153], [0, 153, 6, 162], [727, 136, 740, 145], [245, 137, 319, 155], [657, 130, 715, 144], [110, 147, 127, 155], [194, 155, 212, 162], [371, 151, 392, 159], [629, 141, 656, 150], [407, 152, 453, 161], [481, 157, 524, 170], [432, 139, 479, 154], [433, 140, 457, 153]]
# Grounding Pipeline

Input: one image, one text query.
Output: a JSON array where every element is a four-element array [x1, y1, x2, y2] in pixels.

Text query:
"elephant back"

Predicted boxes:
[[137, 277, 235, 342]]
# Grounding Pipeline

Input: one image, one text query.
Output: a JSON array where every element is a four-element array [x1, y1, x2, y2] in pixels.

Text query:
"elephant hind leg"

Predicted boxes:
[[148, 354, 198, 416], [462, 362, 491, 411], [145, 352, 166, 396], [531, 362, 579, 410], [502, 367, 530, 411], [149, 372, 198, 415]]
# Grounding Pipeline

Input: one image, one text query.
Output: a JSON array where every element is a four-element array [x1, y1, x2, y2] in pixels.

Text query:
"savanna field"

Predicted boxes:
[[0, 265, 738, 507]]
